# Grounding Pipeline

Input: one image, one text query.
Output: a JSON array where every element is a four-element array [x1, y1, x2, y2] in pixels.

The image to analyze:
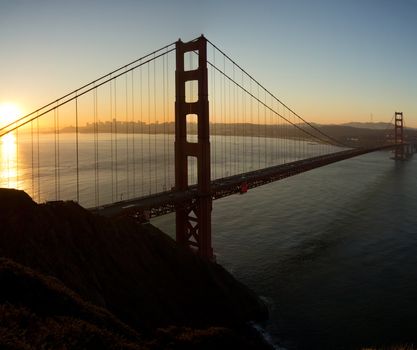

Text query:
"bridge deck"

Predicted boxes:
[[91, 145, 396, 220]]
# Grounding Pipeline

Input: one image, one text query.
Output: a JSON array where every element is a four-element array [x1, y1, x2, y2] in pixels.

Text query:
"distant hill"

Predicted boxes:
[[57, 120, 417, 148], [341, 122, 392, 130]]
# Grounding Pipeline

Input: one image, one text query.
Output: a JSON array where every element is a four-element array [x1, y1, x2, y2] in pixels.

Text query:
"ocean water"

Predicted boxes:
[[2, 133, 416, 349], [0, 133, 341, 208], [153, 150, 417, 349]]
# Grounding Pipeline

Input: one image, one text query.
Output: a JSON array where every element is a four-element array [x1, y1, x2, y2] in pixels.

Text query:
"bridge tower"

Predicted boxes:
[[394, 111, 405, 160], [175, 36, 213, 259]]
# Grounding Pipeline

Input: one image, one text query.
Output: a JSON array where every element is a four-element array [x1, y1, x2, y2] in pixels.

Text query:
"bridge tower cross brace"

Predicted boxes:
[[175, 36, 213, 259], [394, 111, 405, 160]]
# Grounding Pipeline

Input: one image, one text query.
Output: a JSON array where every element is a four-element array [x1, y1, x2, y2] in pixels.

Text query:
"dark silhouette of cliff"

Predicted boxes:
[[0, 188, 270, 349], [0, 257, 144, 349]]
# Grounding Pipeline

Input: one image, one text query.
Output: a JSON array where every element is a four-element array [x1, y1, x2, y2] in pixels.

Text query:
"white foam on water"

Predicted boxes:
[[250, 322, 288, 350]]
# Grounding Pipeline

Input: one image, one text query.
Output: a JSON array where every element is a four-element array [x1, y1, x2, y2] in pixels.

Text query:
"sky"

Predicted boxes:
[[1, 0, 416, 126]]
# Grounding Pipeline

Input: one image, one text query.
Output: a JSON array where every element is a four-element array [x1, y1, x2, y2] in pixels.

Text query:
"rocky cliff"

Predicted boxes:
[[0, 188, 270, 349]]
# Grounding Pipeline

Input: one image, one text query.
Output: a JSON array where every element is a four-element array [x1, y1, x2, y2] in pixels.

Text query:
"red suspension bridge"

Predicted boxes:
[[0, 35, 414, 259]]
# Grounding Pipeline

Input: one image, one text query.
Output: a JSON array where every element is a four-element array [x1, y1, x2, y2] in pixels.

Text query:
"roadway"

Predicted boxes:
[[91, 145, 397, 221]]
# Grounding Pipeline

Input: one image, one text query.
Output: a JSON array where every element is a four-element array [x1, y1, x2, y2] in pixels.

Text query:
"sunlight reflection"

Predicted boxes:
[[0, 133, 18, 188]]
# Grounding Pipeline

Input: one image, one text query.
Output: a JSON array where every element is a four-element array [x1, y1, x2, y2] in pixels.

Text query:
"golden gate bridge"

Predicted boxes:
[[0, 35, 414, 259]]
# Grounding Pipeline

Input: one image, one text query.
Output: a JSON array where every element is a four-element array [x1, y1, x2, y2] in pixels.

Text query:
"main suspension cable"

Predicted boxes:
[[206, 39, 348, 148]]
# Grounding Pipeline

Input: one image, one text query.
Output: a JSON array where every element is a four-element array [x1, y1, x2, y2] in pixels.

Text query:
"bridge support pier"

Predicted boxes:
[[175, 36, 213, 260]]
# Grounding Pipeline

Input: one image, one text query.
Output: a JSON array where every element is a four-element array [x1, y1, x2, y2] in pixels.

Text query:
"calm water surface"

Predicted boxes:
[[2, 133, 416, 349], [153, 151, 417, 349]]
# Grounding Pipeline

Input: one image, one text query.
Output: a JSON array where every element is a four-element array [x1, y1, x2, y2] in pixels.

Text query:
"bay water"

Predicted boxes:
[[154, 150, 417, 349], [2, 133, 416, 349]]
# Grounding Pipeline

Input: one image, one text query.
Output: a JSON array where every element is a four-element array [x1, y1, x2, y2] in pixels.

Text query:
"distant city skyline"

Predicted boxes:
[[1, 0, 416, 126]]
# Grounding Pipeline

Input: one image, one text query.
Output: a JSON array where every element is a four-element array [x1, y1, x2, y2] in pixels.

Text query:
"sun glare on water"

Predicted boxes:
[[0, 132, 18, 188], [0, 103, 20, 188]]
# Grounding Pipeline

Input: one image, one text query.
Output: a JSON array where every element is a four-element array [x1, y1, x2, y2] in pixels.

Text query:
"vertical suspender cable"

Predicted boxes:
[[228, 63, 232, 176], [291, 111, 294, 160], [153, 54, 157, 192], [140, 66, 144, 196], [37, 117, 40, 202], [275, 99, 278, 164], [110, 79, 114, 202], [293, 112, 296, 159], [165, 52, 171, 187], [96, 88, 99, 205], [148, 61, 151, 194], [235, 65, 239, 174], [301, 119, 306, 159], [269, 95, 272, 164], [94, 88, 99, 206], [131, 70, 136, 197], [224, 56, 227, 177], [242, 71, 245, 173], [75, 97, 79, 203], [220, 54, 224, 177], [297, 113, 300, 159], [90, 92, 94, 206], [5, 135, 9, 186], [298, 113, 301, 159], [211, 45, 216, 179], [277, 102, 280, 164], [281, 104, 284, 164], [291, 112, 294, 158], [16, 129, 19, 188], [31, 121, 34, 197], [273, 96, 277, 164], [233, 63, 237, 175], [264, 89, 267, 167], [125, 72, 129, 199], [57, 105, 60, 199], [54, 108, 58, 199], [114, 80, 118, 200], [257, 84, 260, 169], [301, 116, 304, 159], [282, 106, 289, 163], [223, 54, 226, 177], [4, 133, 9, 185], [250, 79, 253, 170], [163, 53, 167, 189], [290, 111, 293, 160]]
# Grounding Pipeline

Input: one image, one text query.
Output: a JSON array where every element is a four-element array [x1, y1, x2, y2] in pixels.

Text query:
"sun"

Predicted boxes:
[[0, 103, 22, 128]]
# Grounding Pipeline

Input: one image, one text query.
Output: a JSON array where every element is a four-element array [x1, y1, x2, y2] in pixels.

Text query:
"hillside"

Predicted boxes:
[[0, 188, 270, 349], [340, 122, 393, 130]]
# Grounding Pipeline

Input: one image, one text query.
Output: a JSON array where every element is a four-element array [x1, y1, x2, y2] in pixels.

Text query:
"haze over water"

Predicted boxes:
[[0, 133, 342, 208], [154, 150, 417, 349]]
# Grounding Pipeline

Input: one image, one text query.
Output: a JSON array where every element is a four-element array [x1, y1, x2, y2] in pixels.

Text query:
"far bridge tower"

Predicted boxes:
[[394, 111, 405, 160]]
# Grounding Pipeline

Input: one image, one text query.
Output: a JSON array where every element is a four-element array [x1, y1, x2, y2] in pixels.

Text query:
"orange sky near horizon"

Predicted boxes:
[[1, 1, 416, 130]]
